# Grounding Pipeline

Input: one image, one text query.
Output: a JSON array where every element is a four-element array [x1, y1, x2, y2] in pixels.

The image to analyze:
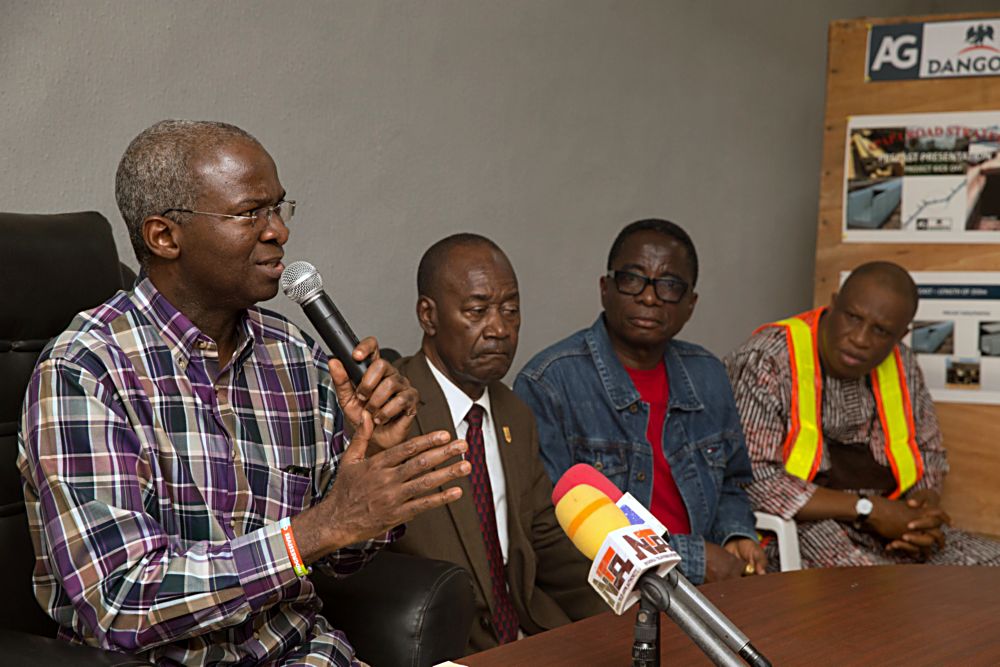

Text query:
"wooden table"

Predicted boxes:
[[462, 566, 1000, 666]]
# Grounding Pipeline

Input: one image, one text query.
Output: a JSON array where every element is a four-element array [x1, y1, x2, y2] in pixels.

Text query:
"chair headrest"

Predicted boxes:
[[0, 211, 127, 341]]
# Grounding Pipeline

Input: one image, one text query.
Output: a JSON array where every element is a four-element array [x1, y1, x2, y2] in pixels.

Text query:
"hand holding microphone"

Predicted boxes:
[[280, 261, 471, 562], [281, 261, 418, 451]]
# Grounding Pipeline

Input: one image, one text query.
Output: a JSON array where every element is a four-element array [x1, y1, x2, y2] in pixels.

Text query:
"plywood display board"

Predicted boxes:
[[817, 12, 1000, 535]]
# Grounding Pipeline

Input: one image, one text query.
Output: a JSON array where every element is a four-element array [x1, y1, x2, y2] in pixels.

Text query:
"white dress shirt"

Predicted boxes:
[[425, 357, 509, 563]]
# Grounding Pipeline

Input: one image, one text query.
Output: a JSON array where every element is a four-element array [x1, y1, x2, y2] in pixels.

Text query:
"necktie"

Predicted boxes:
[[465, 404, 519, 643]]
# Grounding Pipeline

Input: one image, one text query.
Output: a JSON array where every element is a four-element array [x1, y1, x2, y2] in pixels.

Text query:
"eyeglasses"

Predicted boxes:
[[607, 270, 689, 303], [162, 200, 296, 227]]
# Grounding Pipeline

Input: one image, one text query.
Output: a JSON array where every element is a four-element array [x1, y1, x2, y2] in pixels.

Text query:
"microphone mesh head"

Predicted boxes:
[[281, 261, 324, 304]]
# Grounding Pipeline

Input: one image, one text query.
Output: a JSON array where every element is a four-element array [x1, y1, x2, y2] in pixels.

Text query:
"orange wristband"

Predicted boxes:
[[279, 517, 310, 577]]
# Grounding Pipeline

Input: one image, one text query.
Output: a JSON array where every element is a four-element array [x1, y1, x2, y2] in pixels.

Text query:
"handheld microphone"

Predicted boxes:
[[552, 466, 772, 667], [280, 261, 370, 386]]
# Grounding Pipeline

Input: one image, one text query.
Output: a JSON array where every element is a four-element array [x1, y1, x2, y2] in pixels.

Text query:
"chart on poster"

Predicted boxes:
[[843, 110, 1000, 243]]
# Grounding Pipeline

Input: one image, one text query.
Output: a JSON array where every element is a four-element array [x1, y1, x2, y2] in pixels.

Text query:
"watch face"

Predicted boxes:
[[856, 498, 874, 516]]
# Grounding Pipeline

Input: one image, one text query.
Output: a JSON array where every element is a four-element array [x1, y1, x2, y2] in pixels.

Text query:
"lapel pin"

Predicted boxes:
[[502, 426, 512, 444]]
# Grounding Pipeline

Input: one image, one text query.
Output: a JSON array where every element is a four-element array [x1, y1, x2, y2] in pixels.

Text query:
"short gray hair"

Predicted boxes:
[[114, 119, 260, 266]]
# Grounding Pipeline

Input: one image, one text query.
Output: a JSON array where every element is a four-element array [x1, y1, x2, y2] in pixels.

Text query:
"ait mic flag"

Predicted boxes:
[[588, 523, 680, 615], [867, 19, 1000, 81]]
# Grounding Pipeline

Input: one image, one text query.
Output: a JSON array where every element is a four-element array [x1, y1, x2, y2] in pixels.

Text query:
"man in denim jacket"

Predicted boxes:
[[514, 219, 763, 584]]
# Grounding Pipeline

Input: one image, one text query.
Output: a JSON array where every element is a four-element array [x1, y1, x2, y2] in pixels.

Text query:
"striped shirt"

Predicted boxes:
[[17, 277, 394, 665], [725, 325, 947, 518], [726, 327, 966, 568]]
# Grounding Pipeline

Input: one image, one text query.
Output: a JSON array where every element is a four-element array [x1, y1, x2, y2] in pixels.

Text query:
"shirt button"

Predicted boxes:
[[229, 518, 236, 528], [253, 631, 260, 641], [629, 404, 639, 413], [231, 448, 237, 460], [636, 472, 647, 482], [479, 614, 492, 630], [593, 461, 604, 471]]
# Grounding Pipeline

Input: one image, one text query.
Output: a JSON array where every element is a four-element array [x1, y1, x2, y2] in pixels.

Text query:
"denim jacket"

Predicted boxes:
[[513, 316, 757, 584]]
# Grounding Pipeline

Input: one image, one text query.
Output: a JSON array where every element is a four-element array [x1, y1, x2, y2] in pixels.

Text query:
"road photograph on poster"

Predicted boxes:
[[843, 110, 1000, 243]]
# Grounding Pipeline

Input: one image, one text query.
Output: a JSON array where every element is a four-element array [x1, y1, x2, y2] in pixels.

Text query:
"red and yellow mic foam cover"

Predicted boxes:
[[551, 463, 624, 506], [554, 483, 631, 560]]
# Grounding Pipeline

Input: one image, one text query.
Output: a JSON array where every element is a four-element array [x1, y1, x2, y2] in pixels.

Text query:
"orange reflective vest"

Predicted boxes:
[[757, 308, 923, 499]]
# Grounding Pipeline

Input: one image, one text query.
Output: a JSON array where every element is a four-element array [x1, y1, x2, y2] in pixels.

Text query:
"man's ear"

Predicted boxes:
[[686, 291, 698, 317], [417, 295, 437, 336], [829, 291, 838, 308], [142, 215, 182, 261]]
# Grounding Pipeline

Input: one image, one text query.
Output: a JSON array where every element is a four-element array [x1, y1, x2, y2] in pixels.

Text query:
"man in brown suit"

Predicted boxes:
[[391, 233, 606, 654]]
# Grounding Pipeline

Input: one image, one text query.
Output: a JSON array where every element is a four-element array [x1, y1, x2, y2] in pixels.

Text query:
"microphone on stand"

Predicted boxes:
[[280, 261, 370, 385], [553, 467, 771, 667]]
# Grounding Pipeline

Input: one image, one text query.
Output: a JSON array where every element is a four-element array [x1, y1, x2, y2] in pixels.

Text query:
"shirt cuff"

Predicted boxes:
[[749, 472, 817, 520], [232, 521, 299, 613]]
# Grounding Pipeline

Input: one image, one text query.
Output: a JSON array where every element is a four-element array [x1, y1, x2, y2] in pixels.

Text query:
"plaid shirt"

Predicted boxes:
[[17, 277, 395, 665]]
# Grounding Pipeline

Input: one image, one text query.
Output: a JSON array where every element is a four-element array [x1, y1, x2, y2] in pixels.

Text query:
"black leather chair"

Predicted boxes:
[[0, 212, 146, 666], [313, 551, 476, 666], [0, 211, 474, 666]]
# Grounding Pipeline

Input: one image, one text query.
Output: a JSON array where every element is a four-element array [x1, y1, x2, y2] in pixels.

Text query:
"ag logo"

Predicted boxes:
[[867, 23, 923, 81]]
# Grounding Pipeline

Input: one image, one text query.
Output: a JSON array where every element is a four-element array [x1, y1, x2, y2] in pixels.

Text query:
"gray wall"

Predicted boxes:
[[4, 0, 994, 373]]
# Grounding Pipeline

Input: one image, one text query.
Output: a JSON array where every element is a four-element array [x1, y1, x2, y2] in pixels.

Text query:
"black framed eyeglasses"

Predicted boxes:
[[607, 270, 689, 303], [161, 199, 296, 226]]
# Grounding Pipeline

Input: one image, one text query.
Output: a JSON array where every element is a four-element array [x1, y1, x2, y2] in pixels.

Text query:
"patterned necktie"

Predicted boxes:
[[464, 404, 519, 643]]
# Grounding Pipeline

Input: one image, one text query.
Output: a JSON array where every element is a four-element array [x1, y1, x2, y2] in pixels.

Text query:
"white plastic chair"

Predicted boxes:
[[754, 511, 802, 571]]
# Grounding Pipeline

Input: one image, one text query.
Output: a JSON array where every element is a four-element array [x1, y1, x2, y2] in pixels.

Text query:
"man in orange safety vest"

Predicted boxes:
[[725, 262, 1000, 569]]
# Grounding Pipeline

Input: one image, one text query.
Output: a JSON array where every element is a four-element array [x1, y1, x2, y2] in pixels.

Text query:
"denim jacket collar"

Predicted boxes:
[[585, 315, 704, 413]]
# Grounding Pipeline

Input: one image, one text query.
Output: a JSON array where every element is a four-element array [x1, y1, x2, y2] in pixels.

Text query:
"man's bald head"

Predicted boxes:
[[840, 261, 919, 321], [416, 233, 509, 300]]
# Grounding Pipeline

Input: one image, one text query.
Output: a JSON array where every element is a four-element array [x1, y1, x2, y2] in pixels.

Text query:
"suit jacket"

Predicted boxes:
[[391, 352, 606, 654]]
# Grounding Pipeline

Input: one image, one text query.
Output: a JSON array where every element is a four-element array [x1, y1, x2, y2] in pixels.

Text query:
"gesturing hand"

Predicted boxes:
[[328, 336, 419, 452], [292, 413, 470, 562]]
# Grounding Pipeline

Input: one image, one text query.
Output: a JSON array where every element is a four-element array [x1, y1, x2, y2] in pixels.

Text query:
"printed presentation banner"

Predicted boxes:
[[907, 272, 1000, 405], [842, 111, 1000, 243]]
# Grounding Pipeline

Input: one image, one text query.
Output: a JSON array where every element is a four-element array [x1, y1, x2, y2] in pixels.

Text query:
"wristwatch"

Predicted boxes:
[[853, 493, 874, 529]]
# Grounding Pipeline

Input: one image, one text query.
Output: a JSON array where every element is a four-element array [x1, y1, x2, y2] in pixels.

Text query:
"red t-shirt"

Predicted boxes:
[[625, 361, 691, 535]]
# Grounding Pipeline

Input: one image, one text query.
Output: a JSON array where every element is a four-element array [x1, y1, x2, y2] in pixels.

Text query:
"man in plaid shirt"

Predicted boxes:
[[17, 120, 471, 665]]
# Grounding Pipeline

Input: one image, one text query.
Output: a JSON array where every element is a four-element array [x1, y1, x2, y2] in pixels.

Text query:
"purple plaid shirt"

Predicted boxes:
[[17, 277, 395, 665]]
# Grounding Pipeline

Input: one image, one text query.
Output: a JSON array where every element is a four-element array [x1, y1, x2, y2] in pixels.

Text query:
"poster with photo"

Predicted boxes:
[[843, 111, 1000, 243], [905, 272, 1000, 404]]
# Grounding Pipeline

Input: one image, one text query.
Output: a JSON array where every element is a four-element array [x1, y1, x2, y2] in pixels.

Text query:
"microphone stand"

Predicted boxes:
[[633, 575, 744, 667], [632, 571, 774, 667], [631, 595, 660, 667]]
